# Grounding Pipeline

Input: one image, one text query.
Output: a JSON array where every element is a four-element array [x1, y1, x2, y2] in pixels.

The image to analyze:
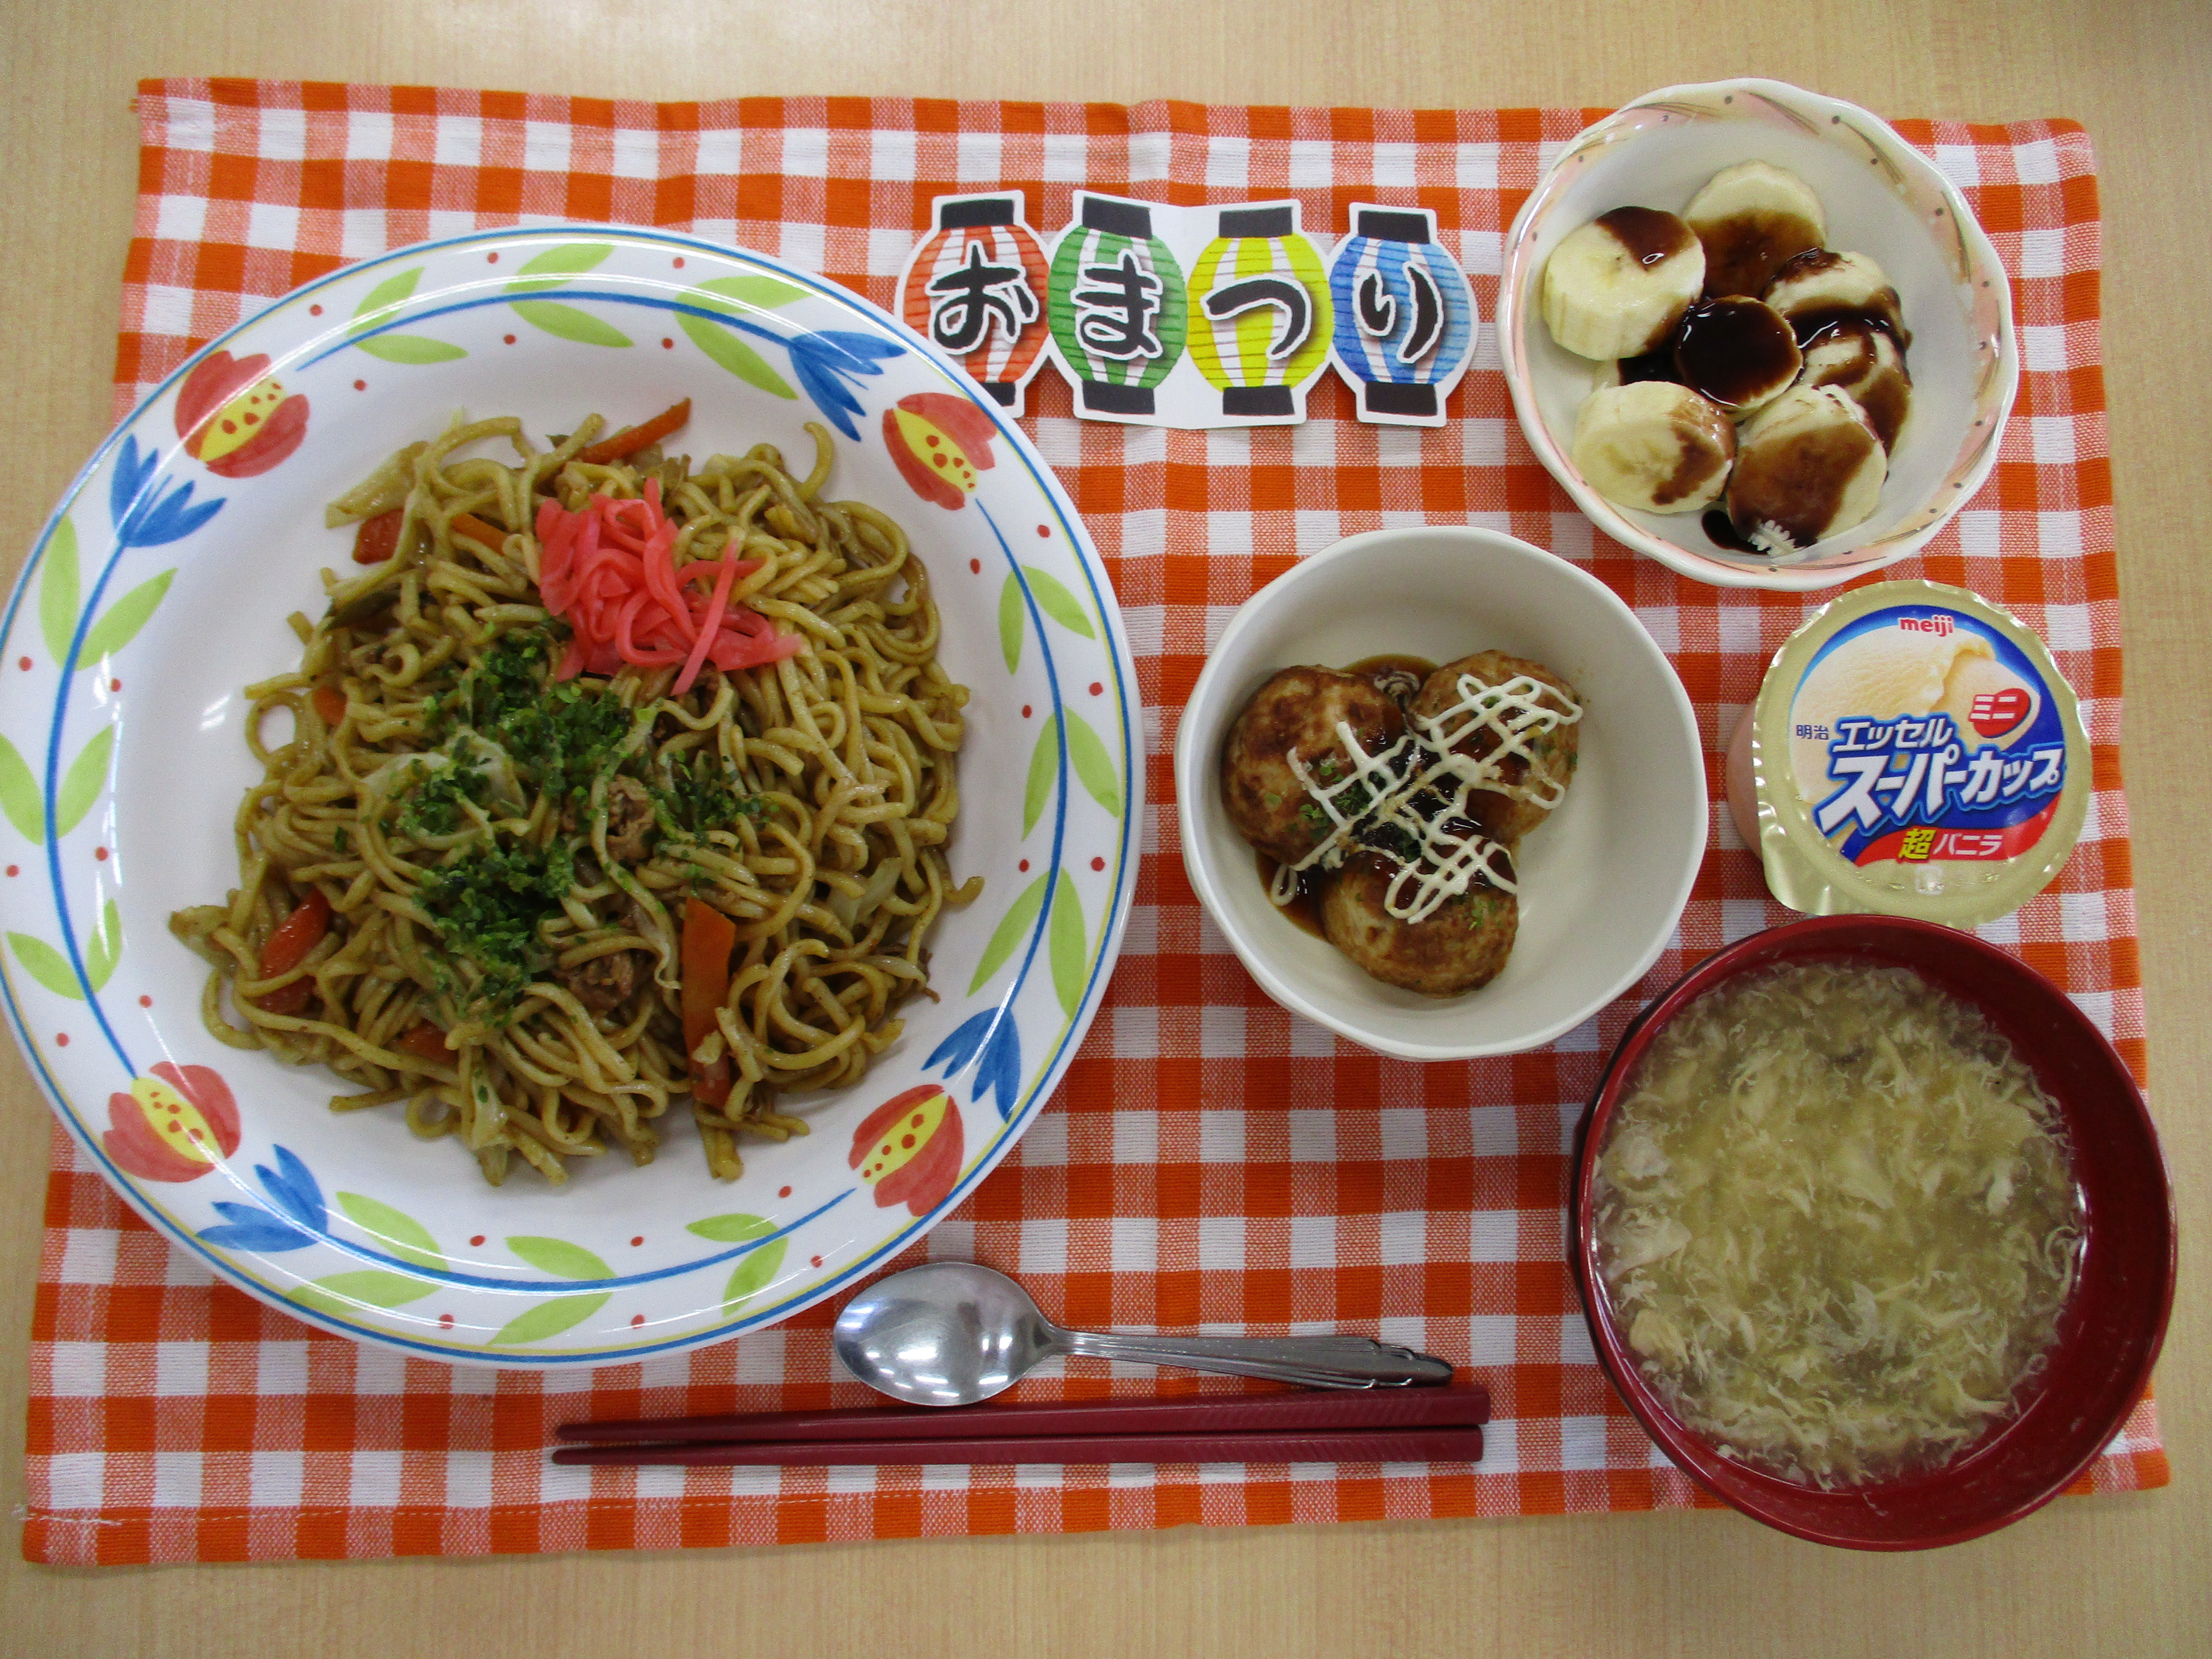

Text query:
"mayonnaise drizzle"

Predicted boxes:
[[1269, 671, 1583, 924]]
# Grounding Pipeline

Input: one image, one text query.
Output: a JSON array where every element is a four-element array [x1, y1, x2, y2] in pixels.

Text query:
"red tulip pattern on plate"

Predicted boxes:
[[175, 352, 310, 478], [884, 392, 999, 510], [102, 1061, 239, 1182], [849, 1084, 966, 1215]]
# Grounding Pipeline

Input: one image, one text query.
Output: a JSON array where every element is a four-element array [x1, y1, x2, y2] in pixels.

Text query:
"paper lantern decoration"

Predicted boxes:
[[1187, 204, 1334, 420], [1326, 206, 1477, 426], [1047, 194, 1188, 419], [897, 192, 1051, 415]]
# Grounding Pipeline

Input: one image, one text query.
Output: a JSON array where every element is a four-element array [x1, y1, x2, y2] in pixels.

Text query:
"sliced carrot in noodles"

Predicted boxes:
[[577, 398, 691, 466], [255, 888, 330, 1014], [449, 512, 508, 553], [680, 897, 737, 1107], [392, 1023, 453, 1063], [352, 507, 403, 564]]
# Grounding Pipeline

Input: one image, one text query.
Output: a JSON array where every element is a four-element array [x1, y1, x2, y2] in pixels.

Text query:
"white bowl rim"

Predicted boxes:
[[1173, 526, 1707, 1062], [1497, 76, 2022, 594]]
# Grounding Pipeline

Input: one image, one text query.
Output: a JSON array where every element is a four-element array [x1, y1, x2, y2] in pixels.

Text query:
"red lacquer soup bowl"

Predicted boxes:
[[1572, 915, 2176, 1550]]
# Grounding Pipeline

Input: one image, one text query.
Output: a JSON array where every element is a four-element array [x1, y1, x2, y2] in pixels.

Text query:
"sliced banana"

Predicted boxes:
[[1725, 384, 1887, 550], [1800, 321, 1912, 450], [1572, 381, 1736, 514], [1763, 248, 1908, 343], [1685, 161, 1827, 299], [1540, 207, 1705, 361]]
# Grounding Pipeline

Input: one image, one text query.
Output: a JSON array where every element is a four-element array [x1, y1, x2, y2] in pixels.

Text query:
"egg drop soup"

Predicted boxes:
[[1593, 961, 2083, 1488]]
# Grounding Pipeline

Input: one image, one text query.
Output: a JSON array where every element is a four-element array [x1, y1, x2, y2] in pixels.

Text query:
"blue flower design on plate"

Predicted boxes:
[[196, 1145, 325, 1253], [108, 433, 223, 550], [926, 1006, 1024, 1122], [781, 329, 906, 440]]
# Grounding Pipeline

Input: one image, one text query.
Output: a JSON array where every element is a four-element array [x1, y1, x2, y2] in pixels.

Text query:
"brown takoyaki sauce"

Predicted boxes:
[[1255, 850, 1327, 938], [1344, 653, 1437, 704]]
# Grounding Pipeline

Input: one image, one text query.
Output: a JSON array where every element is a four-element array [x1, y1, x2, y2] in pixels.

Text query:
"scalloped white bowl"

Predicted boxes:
[[1498, 78, 2019, 592]]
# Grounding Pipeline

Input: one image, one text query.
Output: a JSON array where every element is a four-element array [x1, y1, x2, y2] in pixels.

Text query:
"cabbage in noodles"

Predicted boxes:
[[1593, 962, 2082, 1488]]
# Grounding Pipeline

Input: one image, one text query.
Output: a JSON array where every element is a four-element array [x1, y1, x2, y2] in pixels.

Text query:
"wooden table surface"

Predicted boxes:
[[2, 1, 2205, 1653]]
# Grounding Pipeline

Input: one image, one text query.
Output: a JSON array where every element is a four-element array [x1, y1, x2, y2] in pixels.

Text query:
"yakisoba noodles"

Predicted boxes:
[[170, 406, 977, 1185]]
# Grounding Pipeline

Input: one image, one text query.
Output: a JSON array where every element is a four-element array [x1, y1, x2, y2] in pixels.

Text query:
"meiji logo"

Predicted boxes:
[[1897, 614, 1955, 637]]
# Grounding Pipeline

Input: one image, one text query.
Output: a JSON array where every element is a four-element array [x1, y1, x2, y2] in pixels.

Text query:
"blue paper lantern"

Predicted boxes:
[[1327, 207, 1476, 424]]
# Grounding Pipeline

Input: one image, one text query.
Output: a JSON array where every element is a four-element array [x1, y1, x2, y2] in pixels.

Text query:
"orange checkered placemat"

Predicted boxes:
[[19, 81, 2163, 1565]]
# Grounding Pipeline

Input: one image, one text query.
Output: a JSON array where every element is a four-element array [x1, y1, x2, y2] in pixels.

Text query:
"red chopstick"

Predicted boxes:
[[557, 1384, 1489, 1444], [551, 1425, 1484, 1468]]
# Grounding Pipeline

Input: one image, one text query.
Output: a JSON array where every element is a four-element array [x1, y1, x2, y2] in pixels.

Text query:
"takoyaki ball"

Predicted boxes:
[[1320, 854, 1519, 997], [1412, 651, 1582, 844], [1221, 666, 1405, 864]]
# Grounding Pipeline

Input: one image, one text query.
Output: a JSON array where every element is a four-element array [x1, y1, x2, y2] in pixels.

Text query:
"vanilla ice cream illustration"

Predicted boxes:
[[1789, 615, 2039, 806]]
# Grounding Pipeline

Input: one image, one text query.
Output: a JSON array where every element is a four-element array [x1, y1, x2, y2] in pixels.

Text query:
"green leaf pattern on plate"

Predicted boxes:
[[678, 313, 796, 398], [337, 1192, 446, 1269], [1021, 565, 1096, 638], [687, 274, 811, 313], [1023, 714, 1058, 838], [355, 334, 468, 365], [685, 1212, 787, 1314], [79, 570, 174, 668], [1000, 561, 1118, 839], [349, 267, 423, 331], [39, 517, 77, 663], [290, 1270, 436, 1318], [490, 1293, 611, 1346], [969, 871, 1048, 995], [503, 247, 630, 347], [9, 933, 82, 1000], [1062, 708, 1121, 818], [685, 1212, 778, 1243], [998, 571, 1025, 673], [504, 243, 615, 292], [506, 1235, 616, 1279], [0, 736, 42, 844], [722, 1237, 787, 1315], [510, 299, 633, 349], [84, 899, 120, 994], [33, 530, 176, 672], [345, 267, 466, 363], [0, 541, 187, 998], [55, 726, 114, 838], [1049, 870, 1086, 1019]]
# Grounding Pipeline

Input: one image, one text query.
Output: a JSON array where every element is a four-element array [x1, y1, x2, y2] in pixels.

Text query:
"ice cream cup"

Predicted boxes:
[[1730, 580, 2087, 925]]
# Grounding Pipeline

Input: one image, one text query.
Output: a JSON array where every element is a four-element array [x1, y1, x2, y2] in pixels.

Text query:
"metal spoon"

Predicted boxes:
[[833, 1261, 1453, 1407]]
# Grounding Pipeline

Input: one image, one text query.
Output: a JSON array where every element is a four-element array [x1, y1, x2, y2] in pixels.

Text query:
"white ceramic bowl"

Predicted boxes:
[[1498, 79, 2019, 592], [1174, 527, 1708, 1061]]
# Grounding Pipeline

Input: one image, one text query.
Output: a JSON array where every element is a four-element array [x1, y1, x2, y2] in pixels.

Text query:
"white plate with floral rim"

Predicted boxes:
[[0, 226, 1141, 1366]]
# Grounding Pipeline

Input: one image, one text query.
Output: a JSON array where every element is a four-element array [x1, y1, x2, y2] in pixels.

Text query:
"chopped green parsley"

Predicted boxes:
[[414, 839, 574, 1015], [650, 753, 766, 839], [397, 762, 492, 840], [432, 631, 632, 800]]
